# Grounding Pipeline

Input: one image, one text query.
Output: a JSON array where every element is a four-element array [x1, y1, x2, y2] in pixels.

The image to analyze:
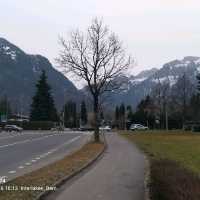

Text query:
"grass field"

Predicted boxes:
[[122, 130, 200, 200], [122, 130, 200, 175]]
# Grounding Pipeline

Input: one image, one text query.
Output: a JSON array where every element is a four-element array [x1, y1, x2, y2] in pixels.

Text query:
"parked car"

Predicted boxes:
[[4, 125, 23, 132], [130, 124, 148, 131], [51, 126, 64, 132], [79, 126, 94, 131], [99, 125, 111, 132]]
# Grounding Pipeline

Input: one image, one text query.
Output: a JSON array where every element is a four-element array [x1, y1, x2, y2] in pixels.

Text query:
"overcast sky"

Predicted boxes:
[[1, 0, 200, 75]]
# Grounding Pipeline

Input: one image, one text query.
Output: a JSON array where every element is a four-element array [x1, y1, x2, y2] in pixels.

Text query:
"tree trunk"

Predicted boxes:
[[93, 96, 100, 142]]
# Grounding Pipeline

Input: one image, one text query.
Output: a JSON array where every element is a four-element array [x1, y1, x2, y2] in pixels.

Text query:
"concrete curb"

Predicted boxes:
[[144, 156, 151, 200], [35, 142, 107, 200]]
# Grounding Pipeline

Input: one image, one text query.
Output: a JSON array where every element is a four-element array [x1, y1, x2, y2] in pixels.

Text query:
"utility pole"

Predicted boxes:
[[20, 95, 23, 127], [6, 97, 9, 123], [63, 89, 66, 129]]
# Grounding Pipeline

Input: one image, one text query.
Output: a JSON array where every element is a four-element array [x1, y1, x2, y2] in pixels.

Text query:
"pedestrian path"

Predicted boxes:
[[49, 133, 146, 200]]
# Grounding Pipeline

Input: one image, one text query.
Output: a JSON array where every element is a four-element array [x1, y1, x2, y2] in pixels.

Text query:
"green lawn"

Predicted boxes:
[[122, 130, 200, 175]]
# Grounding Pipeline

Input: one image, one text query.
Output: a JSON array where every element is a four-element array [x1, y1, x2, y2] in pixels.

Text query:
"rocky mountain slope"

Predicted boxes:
[[99, 56, 200, 109], [0, 38, 81, 114]]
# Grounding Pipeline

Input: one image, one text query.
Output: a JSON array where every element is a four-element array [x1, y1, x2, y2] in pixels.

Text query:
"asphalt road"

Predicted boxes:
[[0, 130, 91, 182]]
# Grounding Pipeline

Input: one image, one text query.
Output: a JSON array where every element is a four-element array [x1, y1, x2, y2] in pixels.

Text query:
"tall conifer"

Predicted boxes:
[[30, 71, 58, 121]]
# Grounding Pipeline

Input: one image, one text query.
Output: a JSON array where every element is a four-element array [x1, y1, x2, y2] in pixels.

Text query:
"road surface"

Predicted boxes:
[[0, 130, 91, 182]]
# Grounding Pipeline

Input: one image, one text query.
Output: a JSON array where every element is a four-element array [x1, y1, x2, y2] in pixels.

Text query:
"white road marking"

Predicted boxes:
[[0, 133, 26, 140], [0, 134, 59, 149], [6, 135, 82, 176], [0, 139, 30, 149], [43, 136, 82, 155]]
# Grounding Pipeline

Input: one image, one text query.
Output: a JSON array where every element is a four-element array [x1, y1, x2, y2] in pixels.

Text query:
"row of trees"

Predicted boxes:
[[30, 71, 88, 128], [29, 69, 200, 131], [115, 104, 126, 129], [115, 73, 200, 130], [63, 100, 88, 128]]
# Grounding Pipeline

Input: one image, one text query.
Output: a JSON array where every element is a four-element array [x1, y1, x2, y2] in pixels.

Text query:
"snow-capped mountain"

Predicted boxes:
[[150, 56, 200, 86], [129, 68, 158, 85], [0, 38, 82, 113], [105, 56, 200, 108]]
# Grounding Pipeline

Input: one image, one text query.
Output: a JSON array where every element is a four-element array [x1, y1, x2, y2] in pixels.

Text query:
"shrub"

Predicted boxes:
[[150, 159, 200, 200], [192, 125, 200, 132], [183, 124, 192, 131]]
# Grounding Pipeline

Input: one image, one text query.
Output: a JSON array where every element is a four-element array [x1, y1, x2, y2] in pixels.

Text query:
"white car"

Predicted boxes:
[[99, 126, 111, 132], [130, 124, 148, 131]]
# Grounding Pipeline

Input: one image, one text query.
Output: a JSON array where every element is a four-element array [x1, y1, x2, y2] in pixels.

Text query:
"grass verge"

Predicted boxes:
[[150, 159, 200, 200], [0, 142, 104, 200], [121, 130, 200, 200]]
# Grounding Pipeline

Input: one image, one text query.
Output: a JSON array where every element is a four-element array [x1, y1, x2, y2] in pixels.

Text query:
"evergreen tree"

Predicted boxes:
[[188, 75, 200, 121], [189, 74, 200, 121], [126, 105, 133, 129], [115, 106, 119, 128], [30, 71, 58, 121], [197, 74, 200, 92], [133, 95, 155, 128], [126, 105, 133, 121], [189, 94, 200, 121], [64, 101, 77, 128], [119, 103, 125, 129], [100, 111, 104, 121], [115, 106, 119, 121], [80, 101, 87, 125], [0, 96, 12, 121]]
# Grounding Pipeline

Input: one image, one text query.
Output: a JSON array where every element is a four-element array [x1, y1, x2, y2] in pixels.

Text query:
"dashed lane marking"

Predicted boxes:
[[0, 134, 59, 149], [6, 135, 82, 177], [0, 133, 27, 140]]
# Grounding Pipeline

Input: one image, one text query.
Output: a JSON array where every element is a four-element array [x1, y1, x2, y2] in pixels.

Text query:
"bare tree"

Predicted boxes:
[[57, 18, 131, 142], [152, 75, 170, 129], [171, 73, 194, 126]]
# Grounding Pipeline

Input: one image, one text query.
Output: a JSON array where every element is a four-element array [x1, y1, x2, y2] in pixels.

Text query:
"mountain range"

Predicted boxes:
[[0, 37, 200, 114], [99, 56, 200, 109], [0, 38, 81, 114]]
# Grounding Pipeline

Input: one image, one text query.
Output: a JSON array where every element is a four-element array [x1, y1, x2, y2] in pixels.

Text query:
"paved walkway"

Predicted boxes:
[[48, 133, 146, 200]]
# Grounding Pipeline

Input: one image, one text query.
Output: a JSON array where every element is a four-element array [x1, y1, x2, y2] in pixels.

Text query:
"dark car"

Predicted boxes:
[[4, 125, 23, 132]]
